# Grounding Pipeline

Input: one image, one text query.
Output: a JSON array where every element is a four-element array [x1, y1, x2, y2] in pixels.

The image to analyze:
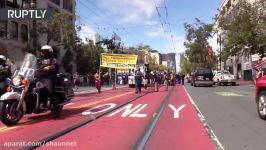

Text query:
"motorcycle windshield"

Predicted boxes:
[[15, 53, 37, 79]]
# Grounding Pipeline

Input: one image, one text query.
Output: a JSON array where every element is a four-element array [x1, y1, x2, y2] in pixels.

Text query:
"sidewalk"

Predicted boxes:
[[236, 79, 254, 86], [74, 84, 128, 95]]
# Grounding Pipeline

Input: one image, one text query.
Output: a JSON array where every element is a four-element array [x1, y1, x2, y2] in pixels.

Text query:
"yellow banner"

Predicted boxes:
[[101, 53, 138, 69]]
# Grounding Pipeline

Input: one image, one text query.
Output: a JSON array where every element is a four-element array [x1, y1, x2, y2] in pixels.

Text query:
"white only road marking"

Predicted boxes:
[[168, 104, 186, 118], [108, 104, 148, 118], [129, 104, 148, 118], [82, 103, 117, 116], [183, 87, 225, 150]]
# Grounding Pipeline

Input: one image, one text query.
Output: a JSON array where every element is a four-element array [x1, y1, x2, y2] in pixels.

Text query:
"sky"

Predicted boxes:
[[76, 0, 222, 70]]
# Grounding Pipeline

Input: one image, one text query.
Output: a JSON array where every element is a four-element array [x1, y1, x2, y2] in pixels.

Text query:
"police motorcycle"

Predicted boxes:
[[0, 53, 74, 126]]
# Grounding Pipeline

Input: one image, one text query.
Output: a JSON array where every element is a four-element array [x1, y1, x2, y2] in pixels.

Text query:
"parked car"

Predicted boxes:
[[213, 70, 236, 86], [191, 68, 214, 87], [256, 76, 266, 120]]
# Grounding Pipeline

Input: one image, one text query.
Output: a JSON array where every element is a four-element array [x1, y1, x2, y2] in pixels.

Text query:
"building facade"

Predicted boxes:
[[0, 0, 76, 72], [150, 50, 161, 65], [87, 33, 101, 46], [212, 0, 265, 80], [161, 53, 176, 72]]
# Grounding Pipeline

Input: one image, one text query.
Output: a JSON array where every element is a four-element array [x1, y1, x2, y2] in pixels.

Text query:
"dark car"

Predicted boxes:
[[191, 68, 214, 87], [256, 76, 266, 120]]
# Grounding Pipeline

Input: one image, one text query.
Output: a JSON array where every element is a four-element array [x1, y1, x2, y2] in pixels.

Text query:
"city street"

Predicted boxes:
[[0, 85, 217, 150], [185, 82, 266, 150], [0, 0, 265, 149], [0, 81, 265, 150]]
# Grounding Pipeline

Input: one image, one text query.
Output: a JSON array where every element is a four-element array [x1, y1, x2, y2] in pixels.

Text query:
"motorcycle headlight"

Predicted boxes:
[[64, 78, 68, 82], [12, 76, 21, 86]]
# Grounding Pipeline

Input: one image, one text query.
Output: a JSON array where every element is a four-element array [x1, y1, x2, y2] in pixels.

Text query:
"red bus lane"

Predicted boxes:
[[145, 85, 215, 150], [0, 88, 144, 150], [0, 88, 132, 129], [38, 87, 169, 150]]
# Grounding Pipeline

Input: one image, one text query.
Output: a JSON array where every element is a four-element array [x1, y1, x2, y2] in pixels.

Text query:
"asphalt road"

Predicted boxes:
[[185, 83, 266, 150], [0, 85, 216, 150]]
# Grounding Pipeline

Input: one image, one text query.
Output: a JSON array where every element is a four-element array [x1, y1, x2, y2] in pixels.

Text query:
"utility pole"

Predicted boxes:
[[218, 34, 223, 70]]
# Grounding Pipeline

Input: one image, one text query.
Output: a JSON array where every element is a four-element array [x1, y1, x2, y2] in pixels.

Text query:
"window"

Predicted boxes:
[[9, 21, 18, 39], [21, 24, 28, 42], [17, 0, 22, 7], [222, 71, 230, 75], [0, 21, 7, 38], [6, 0, 19, 8], [196, 69, 213, 75], [50, 0, 60, 6], [63, 0, 73, 13], [0, 0, 5, 8]]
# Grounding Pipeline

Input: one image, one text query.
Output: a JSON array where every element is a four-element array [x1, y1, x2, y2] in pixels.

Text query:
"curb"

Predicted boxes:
[[74, 86, 128, 96]]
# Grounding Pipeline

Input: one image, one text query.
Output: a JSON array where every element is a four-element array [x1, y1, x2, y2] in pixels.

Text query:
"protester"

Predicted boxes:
[[181, 73, 185, 85], [164, 71, 169, 91], [153, 71, 160, 92], [170, 73, 175, 86], [106, 73, 110, 86], [73, 72, 79, 91], [134, 67, 143, 94], [95, 71, 101, 93]]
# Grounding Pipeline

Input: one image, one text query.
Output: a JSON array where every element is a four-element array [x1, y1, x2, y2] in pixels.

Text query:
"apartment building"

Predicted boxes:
[[161, 53, 176, 73], [212, 0, 265, 80], [0, 0, 76, 72], [150, 50, 161, 65], [87, 33, 101, 46]]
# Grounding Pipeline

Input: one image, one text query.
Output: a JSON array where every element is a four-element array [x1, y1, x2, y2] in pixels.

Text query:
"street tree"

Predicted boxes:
[[218, 0, 266, 61], [37, 12, 80, 72], [76, 43, 105, 75], [136, 43, 153, 51], [184, 18, 216, 69], [180, 54, 194, 74]]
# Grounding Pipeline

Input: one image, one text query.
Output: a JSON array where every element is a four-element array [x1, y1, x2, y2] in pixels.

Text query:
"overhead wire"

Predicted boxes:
[[76, 14, 109, 38], [163, 0, 176, 54], [85, 0, 140, 43], [152, 0, 172, 51], [77, 0, 137, 44]]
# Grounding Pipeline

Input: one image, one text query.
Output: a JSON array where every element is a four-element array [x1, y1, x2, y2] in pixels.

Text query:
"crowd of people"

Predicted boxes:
[[133, 67, 187, 94]]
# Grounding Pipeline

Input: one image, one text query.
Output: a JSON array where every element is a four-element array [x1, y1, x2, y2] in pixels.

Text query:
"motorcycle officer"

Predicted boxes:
[[0, 55, 11, 94], [35, 45, 59, 114]]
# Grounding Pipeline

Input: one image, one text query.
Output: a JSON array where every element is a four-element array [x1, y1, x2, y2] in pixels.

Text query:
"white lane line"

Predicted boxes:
[[183, 86, 225, 150]]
